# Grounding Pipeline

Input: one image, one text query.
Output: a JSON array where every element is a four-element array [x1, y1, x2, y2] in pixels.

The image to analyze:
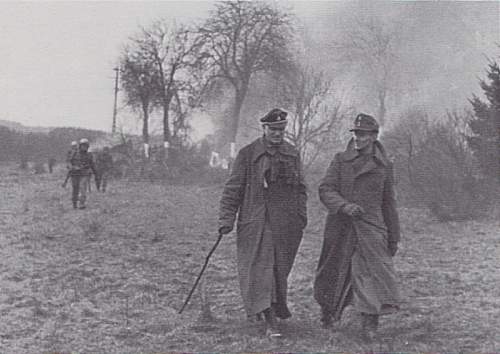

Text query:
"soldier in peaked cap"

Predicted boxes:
[[218, 108, 307, 338], [314, 113, 401, 340], [350, 112, 379, 133], [69, 138, 98, 209]]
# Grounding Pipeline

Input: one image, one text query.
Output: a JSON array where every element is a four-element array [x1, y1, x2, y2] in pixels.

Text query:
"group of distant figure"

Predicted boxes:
[[62, 138, 113, 209]]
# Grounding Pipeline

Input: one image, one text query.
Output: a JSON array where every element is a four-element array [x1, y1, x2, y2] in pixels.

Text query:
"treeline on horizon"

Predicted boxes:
[[0, 125, 106, 163]]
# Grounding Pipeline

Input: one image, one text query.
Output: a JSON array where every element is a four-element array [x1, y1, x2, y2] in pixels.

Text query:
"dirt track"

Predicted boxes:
[[1, 164, 499, 353]]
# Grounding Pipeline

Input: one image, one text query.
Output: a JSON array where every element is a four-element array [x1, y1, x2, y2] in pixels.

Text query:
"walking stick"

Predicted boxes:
[[358, 216, 387, 233], [179, 232, 223, 314]]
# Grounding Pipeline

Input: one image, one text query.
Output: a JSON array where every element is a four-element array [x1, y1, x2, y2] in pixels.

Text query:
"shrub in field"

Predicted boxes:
[[409, 129, 493, 221], [124, 142, 229, 185], [384, 109, 497, 221]]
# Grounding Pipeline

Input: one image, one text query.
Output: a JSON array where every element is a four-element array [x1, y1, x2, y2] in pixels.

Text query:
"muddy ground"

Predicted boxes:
[[0, 164, 499, 353]]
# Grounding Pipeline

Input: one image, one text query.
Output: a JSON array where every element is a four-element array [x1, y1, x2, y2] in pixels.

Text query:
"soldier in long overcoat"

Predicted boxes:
[[218, 108, 307, 337], [314, 113, 401, 339]]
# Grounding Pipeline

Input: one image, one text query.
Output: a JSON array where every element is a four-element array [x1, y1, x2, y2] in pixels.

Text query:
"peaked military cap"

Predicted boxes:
[[79, 138, 89, 145], [260, 108, 288, 127], [350, 113, 379, 132]]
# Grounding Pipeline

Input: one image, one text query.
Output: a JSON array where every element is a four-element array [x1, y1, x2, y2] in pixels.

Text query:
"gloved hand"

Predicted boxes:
[[300, 216, 307, 230], [299, 212, 307, 230], [388, 241, 398, 257], [219, 226, 233, 235], [341, 203, 365, 218]]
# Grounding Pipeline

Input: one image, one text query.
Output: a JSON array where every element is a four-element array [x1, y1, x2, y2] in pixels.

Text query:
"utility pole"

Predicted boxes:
[[111, 67, 119, 135]]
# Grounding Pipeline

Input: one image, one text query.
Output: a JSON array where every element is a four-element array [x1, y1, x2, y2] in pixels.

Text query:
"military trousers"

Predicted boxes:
[[99, 170, 110, 192], [71, 175, 90, 207]]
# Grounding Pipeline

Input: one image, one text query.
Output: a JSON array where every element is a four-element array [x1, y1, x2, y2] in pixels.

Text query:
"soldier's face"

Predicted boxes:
[[80, 144, 89, 152], [353, 130, 377, 151], [264, 125, 285, 145]]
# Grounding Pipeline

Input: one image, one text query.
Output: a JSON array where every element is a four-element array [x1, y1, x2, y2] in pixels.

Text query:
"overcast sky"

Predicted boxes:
[[0, 1, 498, 137], [0, 1, 215, 133]]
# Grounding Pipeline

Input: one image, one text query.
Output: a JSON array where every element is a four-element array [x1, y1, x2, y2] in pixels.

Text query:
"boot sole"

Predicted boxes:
[[266, 330, 283, 338]]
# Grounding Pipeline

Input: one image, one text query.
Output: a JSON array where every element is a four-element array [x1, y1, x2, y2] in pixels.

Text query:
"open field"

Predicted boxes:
[[0, 163, 499, 353]]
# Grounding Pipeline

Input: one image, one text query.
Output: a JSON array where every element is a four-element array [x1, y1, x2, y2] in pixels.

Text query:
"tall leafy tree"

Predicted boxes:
[[468, 60, 500, 182], [198, 0, 292, 152]]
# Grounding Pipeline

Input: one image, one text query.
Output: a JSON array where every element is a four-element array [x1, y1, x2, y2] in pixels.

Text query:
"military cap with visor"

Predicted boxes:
[[350, 113, 379, 132], [260, 108, 288, 128]]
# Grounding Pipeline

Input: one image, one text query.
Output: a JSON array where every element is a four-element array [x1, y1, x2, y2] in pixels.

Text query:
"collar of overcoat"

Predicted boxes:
[[252, 137, 299, 162], [340, 138, 390, 177]]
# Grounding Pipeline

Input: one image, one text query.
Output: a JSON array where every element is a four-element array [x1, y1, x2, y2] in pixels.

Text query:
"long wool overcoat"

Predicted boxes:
[[314, 139, 401, 319], [219, 137, 307, 319]]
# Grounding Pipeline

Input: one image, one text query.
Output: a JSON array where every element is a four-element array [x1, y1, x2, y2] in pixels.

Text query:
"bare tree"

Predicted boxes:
[[388, 109, 472, 187], [120, 47, 160, 158], [198, 0, 292, 153], [170, 60, 213, 147], [131, 20, 203, 154], [383, 108, 487, 220], [277, 61, 350, 169], [335, 16, 402, 126], [382, 108, 432, 187]]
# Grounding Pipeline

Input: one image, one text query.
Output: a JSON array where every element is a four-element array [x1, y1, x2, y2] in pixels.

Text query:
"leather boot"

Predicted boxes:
[[361, 313, 379, 340], [263, 307, 282, 338], [320, 307, 333, 328]]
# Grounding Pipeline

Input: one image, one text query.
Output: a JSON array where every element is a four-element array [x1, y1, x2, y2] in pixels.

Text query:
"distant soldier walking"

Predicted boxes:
[[218, 108, 307, 337], [314, 113, 401, 340], [66, 141, 78, 167], [48, 157, 56, 173], [96, 146, 113, 192], [62, 141, 79, 188], [69, 138, 98, 209]]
